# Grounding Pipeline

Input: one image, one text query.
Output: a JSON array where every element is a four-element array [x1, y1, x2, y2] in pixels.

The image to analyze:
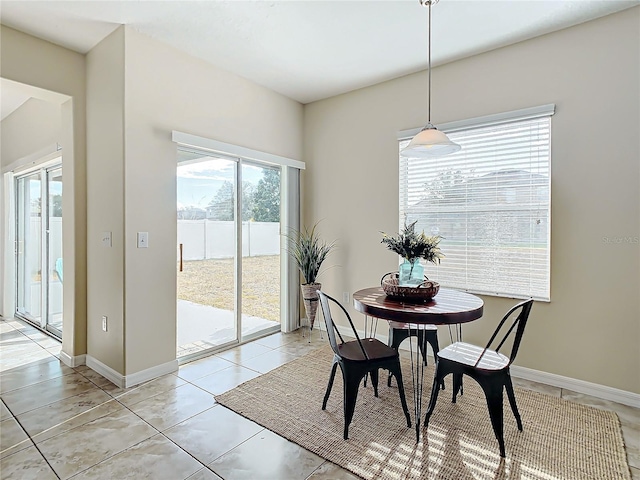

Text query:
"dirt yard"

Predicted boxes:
[[177, 255, 281, 322]]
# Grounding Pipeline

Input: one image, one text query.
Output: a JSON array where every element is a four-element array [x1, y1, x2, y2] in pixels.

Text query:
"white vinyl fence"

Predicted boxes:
[[25, 218, 63, 316], [178, 220, 280, 260]]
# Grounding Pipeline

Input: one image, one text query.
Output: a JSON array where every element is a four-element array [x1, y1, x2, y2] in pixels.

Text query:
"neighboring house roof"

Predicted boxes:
[[408, 169, 548, 211]]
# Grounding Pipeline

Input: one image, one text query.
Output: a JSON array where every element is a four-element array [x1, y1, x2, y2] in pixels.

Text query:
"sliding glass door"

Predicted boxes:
[[240, 163, 281, 339], [15, 163, 63, 338], [16, 172, 42, 325], [176, 149, 281, 360], [46, 167, 63, 333], [176, 153, 239, 357]]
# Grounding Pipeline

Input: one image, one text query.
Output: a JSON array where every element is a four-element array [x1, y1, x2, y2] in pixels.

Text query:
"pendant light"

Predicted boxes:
[[401, 0, 461, 158]]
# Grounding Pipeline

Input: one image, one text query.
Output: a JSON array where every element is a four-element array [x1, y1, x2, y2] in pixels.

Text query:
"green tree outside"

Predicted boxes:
[[252, 169, 280, 222], [208, 181, 254, 221]]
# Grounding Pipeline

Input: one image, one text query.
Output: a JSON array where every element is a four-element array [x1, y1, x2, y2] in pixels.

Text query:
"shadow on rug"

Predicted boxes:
[[216, 346, 630, 480]]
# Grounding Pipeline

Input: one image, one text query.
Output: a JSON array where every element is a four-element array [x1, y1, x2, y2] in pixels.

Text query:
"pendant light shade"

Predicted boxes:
[[402, 123, 461, 158], [401, 0, 460, 158]]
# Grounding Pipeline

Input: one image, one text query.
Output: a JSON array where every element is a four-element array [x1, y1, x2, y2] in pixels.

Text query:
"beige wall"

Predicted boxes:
[[86, 27, 126, 372], [1, 98, 61, 166], [84, 27, 304, 376], [0, 95, 62, 321], [0, 26, 87, 357], [303, 8, 640, 393], [2, 9, 636, 393], [1, 24, 303, 378]]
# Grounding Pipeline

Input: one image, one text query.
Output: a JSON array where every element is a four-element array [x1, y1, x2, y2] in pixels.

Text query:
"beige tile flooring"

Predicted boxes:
[[0, 316, 638, 480]]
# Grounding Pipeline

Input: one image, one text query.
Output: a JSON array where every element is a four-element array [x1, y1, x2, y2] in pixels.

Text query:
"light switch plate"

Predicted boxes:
[[101, 232, 112, 247], [137, 232, 149, 248]]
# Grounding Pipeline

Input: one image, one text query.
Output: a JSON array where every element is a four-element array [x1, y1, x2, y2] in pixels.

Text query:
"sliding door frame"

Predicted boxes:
[[14, 156, 63, 338], [173, 131, 304, 354]]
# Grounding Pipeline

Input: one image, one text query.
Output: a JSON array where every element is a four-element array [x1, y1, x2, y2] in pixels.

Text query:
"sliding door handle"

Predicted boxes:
[[179, 243, 183, 272]]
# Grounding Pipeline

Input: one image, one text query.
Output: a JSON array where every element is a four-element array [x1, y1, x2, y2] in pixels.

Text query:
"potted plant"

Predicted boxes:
[[286, 223, 336, 329], [381, 220, 443, 286]]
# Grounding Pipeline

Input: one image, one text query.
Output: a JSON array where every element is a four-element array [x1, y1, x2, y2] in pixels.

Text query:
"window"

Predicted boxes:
[[399, 106, 553, 301]]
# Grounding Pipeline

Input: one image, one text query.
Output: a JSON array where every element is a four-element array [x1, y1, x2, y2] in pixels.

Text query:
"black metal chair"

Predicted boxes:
[[424, 299, 534, 457], [317, 290, 412, 439]]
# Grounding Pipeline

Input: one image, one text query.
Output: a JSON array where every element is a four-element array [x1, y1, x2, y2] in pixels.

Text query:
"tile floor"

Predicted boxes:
[[0, 316, 638, 480]]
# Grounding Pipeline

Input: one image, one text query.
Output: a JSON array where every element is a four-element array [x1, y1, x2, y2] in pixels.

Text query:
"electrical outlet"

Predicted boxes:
[[102, 316, 108, 332], [342, 292, 350, 305]]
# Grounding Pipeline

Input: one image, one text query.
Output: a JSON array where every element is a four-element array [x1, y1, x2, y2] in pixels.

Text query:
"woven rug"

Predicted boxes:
[[216, 346, 631, 480]]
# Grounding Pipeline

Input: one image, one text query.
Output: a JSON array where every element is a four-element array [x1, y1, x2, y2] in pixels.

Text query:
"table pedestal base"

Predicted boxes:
[[408, 323, 464, 443]]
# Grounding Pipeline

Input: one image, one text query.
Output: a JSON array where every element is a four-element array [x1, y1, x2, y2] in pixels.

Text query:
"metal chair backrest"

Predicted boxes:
[[474, 299, 534, 368], [317, 290, 369, 360]]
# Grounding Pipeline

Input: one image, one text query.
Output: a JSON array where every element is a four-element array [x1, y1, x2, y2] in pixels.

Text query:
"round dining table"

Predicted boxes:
[[353, 286, 484, 442]]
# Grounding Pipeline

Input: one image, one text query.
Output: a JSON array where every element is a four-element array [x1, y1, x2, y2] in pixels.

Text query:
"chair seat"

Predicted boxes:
[[388, 321, 438, 331], [338, 338, 398, 361], [437, 342, 510, 370]]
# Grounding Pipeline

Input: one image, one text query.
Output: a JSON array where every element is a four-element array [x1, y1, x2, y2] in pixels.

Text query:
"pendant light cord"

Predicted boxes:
[[428, 0, 432, 124], [402, 0, 461, 156]]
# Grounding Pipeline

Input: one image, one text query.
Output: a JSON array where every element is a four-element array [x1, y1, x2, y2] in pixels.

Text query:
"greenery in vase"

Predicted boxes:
[[286, 222, 336, 285], [381, 221, 444, 270]]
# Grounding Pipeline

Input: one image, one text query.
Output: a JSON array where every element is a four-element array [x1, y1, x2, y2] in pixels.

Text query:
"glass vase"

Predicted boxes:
[[399, 259, 424, 286]]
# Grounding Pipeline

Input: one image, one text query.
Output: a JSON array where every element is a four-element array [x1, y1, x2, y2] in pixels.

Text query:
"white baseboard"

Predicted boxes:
[[124, 360, 178, 388], [85, 356, 179, 389], [60, 351, 86, 368], [510, 365, 640, 408], [312, 322, 640, 408], [86, 356, 125, 388]]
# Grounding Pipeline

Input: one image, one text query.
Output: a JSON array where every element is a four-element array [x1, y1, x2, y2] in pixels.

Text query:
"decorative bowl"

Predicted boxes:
[[381, 272, 439, 303]]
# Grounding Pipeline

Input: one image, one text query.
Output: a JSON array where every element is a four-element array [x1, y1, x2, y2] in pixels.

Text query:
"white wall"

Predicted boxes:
[[303, 8, 640, 394]]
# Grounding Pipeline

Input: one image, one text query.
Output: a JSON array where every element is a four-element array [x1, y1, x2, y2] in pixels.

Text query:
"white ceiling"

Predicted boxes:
[[0, 1, 637, 105]]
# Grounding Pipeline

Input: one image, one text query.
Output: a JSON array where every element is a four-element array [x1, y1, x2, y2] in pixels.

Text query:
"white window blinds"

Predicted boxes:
[[399, 111, 552, 301]]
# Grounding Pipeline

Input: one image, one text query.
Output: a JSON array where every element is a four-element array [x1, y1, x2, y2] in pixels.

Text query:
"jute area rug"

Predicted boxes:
[[216, 346, 630, 480]]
